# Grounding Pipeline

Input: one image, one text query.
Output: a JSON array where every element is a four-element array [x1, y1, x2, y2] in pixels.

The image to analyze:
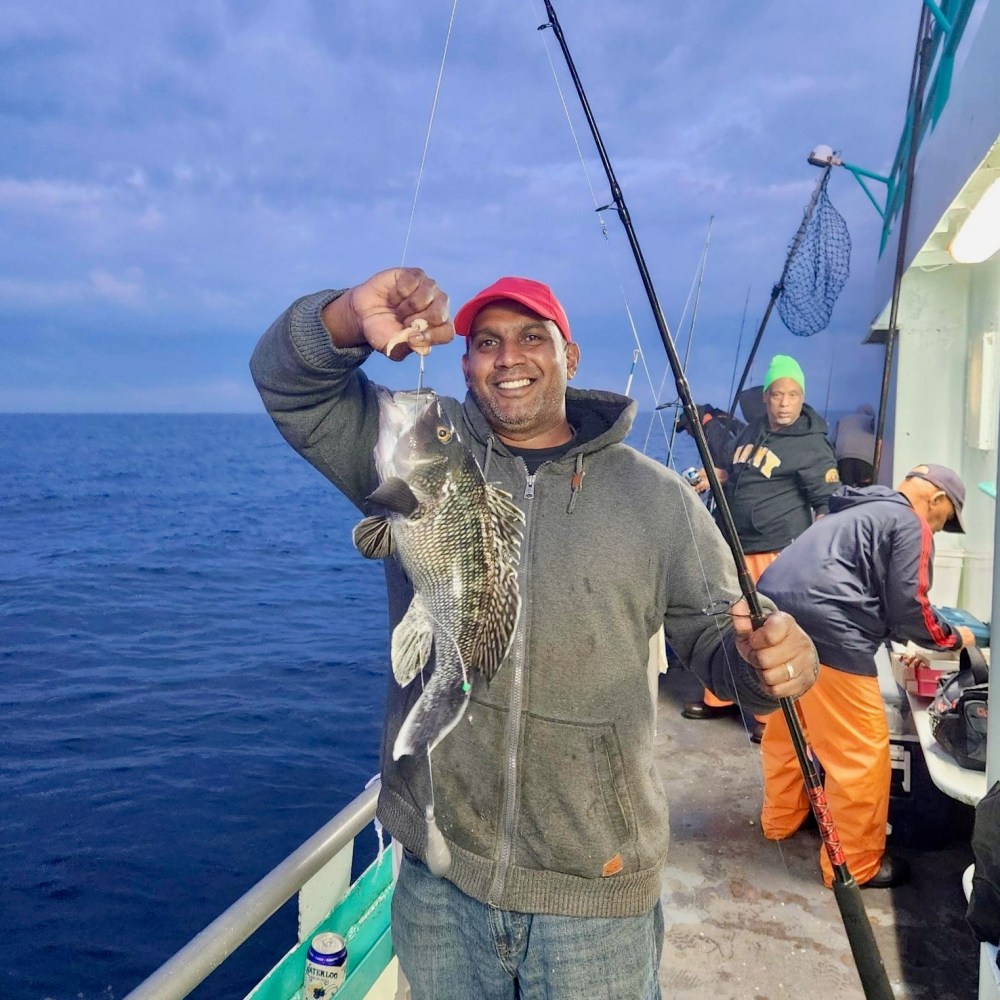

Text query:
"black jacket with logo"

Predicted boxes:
[[757, 486, 962, 675], [719, 404, 839, 554]]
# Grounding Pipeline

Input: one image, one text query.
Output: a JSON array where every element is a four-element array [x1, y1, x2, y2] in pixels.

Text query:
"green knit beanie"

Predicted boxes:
[[763, 354, 805, 392]]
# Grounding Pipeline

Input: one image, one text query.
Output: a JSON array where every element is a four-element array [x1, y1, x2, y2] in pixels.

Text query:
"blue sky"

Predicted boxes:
[[1, 1, 920, 415]]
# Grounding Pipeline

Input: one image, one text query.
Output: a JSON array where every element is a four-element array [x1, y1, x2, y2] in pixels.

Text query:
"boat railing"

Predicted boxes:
[[123, 779, 381, 1000]]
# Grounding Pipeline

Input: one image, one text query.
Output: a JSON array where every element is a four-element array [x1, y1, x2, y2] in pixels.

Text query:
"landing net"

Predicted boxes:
[[776, 175, 851, 337]]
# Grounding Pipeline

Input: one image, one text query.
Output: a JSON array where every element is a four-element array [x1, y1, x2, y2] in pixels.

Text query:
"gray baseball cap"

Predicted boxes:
[[905, 463, 966, 532]]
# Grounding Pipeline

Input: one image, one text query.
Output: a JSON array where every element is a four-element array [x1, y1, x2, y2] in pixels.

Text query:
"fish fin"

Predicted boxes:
[[391, 594, 433, 686], [393, 658, 471, 759], [469, 484, 525, 682], [352, 515, 395, 559], [367, 477, 420, 516]]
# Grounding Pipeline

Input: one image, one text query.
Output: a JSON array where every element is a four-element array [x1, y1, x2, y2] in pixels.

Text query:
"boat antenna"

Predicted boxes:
[[537, 4, 892, 997]]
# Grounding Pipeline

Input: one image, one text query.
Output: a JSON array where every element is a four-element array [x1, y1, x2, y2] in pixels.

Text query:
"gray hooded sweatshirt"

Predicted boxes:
[[250, 289, 779, 918]]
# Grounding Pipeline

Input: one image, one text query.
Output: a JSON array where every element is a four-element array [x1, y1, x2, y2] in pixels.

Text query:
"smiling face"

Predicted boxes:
[[461, 300, 580, 448], [764, 377, 805, 431]]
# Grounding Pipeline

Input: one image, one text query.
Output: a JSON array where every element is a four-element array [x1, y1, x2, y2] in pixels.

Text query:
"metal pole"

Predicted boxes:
[[539, 4, 892, 997], [872, 8, 933, 481]]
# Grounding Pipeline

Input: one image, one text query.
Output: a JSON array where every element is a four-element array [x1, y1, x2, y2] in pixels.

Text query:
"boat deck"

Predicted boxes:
[[655, 665, 979, 1000]]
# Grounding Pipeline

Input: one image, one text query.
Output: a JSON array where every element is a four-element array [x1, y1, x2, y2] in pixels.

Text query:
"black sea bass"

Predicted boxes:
[[353, 389, 523, 760]]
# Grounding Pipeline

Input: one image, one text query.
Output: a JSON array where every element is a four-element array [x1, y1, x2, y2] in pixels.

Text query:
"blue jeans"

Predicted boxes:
[[392, 853, 664, 999]]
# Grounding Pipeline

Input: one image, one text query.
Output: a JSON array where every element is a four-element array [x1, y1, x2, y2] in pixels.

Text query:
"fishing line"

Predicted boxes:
[[537, 25, 668, 437], [400, 0, 459, 268], [670, 491, 801, 904], [399, 0, 460, 392], [822, 331, 837, 421], [671, 478, 764, 752], [535, 6, 892, 993], [538, 24, 713, 469], [642, 231, 707, 460], [540, 9, 764, 750], [665, 217, 713, 469]]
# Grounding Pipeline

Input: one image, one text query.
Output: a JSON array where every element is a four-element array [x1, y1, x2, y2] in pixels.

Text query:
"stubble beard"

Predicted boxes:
[[472, 377, 565, 440]]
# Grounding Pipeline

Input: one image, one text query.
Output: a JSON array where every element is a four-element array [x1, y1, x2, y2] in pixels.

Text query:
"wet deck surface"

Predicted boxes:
[[655, 666, 979, 999]]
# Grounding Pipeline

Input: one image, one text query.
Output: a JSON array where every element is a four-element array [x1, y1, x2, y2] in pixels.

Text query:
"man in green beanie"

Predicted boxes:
[[684, 354, 840, 737]]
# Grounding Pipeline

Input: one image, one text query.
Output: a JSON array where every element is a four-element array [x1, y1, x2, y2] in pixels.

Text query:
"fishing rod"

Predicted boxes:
[[872, 5, 933, 480], [726, 164, 832, 423], [728, 286, 752, 408], [538, 4, 893, 998], [665, 217, 713, 469]]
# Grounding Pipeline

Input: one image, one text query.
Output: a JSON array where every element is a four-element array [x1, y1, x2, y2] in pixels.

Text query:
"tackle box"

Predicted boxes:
[[933, 605, 990, 647]]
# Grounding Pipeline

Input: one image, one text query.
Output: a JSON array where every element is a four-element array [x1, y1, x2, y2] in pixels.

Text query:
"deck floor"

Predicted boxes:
[[655, 665, 979, 999]]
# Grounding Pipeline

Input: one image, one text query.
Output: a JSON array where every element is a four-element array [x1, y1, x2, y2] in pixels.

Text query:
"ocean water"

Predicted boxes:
[[2, 414, 390, 1000], [2, 412, 696, 1000]]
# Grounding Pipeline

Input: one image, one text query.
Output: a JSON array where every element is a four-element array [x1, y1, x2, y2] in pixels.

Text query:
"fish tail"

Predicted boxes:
[[392, 661, 471, 760]]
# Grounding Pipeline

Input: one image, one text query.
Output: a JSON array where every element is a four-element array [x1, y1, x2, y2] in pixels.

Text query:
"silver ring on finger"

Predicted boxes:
[[785, 663, 795, 681]]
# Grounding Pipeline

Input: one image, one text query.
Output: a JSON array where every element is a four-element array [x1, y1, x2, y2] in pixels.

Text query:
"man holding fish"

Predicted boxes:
[[251, 267, 818, 1000]]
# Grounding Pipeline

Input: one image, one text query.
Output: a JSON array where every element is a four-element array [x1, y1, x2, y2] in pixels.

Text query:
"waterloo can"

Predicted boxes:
[[302, 931, 348, 999]]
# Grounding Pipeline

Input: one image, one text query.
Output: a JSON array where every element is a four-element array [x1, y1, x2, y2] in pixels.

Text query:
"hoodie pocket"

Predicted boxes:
[[515, 714, 637, 878], [429, 696, 507, 857]]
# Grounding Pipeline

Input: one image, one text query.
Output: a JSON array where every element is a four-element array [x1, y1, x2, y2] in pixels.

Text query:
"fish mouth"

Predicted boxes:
[[374, 388, 440, 480]]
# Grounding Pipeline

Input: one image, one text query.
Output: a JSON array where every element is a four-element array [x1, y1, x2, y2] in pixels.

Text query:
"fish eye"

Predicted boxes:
[[436, 425, 452, 443]]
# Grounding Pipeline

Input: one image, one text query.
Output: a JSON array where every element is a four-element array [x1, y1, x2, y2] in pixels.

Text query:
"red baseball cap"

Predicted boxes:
[[454, 276, 572, 342]]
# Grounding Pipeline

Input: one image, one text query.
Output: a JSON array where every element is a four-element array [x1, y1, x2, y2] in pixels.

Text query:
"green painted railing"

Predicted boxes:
[[123, 781, 383, 1000], [248, 854, 395, 1000]]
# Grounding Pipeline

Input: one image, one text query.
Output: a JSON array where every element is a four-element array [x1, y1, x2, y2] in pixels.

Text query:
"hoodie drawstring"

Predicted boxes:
[[483, 434, 583, 513], [568, 453, 585, 513]]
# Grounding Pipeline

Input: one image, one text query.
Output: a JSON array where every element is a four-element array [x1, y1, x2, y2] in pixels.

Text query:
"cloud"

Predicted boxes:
[[0, 0, 922, 413], [89, 268, 145, 305], [0, 177, 105, 210]]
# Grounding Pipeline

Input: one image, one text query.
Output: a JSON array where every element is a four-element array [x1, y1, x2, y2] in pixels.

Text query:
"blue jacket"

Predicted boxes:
[[757, 486, 962, 676]]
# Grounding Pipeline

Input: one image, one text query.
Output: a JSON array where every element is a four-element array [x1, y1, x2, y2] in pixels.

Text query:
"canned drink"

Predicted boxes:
[[303, 931, 348, 999]]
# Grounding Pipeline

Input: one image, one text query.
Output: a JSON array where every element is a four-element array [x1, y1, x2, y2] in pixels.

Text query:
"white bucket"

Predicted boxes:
[[929, 549, 963, 608], [959, 550, 993, 622]]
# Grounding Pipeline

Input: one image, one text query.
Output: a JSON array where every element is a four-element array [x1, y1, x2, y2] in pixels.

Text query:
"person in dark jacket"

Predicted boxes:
[[832, 403, 876, 486], [756, 464, 976, 889], [684, 356, 840, 735], [675, 404, 744, 473]]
